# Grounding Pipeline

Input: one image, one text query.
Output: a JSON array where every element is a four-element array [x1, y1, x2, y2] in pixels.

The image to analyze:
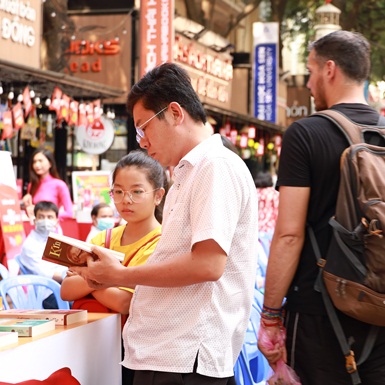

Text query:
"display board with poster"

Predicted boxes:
[[71, 171, 112, 222], [0, 151, 26, 275]]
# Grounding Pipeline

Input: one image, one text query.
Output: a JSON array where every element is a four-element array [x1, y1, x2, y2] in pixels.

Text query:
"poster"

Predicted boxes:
[[0, 151, 26, 275], [72, 170, 112, 209], [253, 22, 279, 124]]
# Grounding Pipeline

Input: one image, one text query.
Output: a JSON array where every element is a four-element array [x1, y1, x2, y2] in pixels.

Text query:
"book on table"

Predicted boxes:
[[0, 309, 88, 326], [42, 232, 125, 267], [0, 318, 55, 337], [0, 331, 18, 348]]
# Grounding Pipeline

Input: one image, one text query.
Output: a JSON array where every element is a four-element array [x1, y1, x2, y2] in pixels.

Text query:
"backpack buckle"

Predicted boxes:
[[345, 350, 357, 374], [317, 258, 326, 268]]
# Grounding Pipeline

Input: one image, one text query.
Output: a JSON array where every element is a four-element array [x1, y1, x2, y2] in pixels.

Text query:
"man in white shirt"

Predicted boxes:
[[73, 62, 258, 385]]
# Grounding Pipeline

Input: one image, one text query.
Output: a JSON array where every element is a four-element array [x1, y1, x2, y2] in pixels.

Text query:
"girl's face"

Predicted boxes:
[[112, 166, 164, 224], [32, 153, 51, 178]]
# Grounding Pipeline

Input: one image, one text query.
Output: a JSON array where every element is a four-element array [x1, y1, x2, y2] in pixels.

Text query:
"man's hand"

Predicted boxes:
[[70, 245, 126, 289], [257, 322, 287, 371]]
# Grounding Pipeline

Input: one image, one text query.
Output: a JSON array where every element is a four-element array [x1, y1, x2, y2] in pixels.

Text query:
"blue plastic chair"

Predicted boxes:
[[0, 275, 70, 310], [14, 254, 33, 275], [0, 263, 9, 279]]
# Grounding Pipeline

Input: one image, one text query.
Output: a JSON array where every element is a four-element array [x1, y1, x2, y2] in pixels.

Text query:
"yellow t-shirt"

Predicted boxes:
[[90, 225, 161, 293]]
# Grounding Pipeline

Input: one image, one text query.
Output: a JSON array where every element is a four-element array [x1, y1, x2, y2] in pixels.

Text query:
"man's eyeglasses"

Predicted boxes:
[[109, 188, 159, 204], [135, 106, 168, 143]]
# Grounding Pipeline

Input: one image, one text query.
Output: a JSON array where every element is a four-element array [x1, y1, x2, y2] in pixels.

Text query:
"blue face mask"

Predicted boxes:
[[96, 217, 115, 231]]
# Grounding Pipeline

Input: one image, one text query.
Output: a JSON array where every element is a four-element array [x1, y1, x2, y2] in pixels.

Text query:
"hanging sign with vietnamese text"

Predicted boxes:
[[253, 22, 279, 124], [139, 0, 174, 78]]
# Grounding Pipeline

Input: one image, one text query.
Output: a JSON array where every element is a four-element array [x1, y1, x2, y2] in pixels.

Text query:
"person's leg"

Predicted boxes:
[[285, 311, 352, 385], [42, 293, 58, 309]]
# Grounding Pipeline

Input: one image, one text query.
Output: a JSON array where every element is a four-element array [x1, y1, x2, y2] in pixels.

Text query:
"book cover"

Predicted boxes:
[[42, 232, 124, 267], [0, 318, 55, 337], [0, 309, 88, 326], [0, 331, 18, 348]]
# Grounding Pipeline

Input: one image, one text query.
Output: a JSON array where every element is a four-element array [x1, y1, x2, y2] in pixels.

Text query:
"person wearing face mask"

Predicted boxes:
[[85, 203, 115, 243], [18, 201, 67, 308]]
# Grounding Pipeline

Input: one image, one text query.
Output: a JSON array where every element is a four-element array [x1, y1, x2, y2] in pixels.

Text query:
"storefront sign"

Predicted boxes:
[[66, 14, 132, 103], [0, 0, 41, 68], [253, 22, 279, 124], [174, 34, 233, 109], [139, 0, 174, 77], [75, 116, 115, 155]]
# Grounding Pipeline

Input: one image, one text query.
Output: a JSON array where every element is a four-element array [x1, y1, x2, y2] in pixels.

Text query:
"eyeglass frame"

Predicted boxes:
[[109, 187, 160, 204], [135, 105, 168, 143]]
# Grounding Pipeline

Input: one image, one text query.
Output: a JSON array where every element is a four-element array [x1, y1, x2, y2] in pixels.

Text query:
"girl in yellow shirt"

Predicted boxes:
[[61, 150, 167, 314]]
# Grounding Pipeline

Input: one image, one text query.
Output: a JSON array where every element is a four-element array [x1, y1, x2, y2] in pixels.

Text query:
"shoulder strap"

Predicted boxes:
[[308, 225, 362, 384], [105, 228, 112, 249], [314, 109, 385, 145], [308, 224, 380, 384], [313, 110, 363, 145]]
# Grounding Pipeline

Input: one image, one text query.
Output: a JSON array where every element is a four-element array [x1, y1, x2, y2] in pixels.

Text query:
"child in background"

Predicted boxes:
[[85, 203, 115, 242], [61, 149, 167, 313]]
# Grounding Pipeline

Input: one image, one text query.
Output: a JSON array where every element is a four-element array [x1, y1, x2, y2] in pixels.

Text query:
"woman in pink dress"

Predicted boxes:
[[22, 149, 73, 221]]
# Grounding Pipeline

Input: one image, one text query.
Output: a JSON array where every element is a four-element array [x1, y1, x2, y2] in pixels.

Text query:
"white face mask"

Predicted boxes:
[[35, 219, 57, 236]]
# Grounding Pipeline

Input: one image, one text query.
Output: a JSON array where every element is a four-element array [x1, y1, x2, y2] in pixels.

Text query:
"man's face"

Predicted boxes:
[[133, 101, 180, 167], [34, 209, 58, 224], [306, 50, 328, 111]]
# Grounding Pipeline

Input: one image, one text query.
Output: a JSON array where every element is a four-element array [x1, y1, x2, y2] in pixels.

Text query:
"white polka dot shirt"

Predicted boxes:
[[122, 134, 258, 377]]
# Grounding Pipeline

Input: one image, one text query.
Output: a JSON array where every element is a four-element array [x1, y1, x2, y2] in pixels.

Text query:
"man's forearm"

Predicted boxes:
[[263, 233, 304, 309]]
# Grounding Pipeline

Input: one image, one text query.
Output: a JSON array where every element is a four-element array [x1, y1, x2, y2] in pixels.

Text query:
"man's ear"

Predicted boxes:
[[168, 102, 184, 126]]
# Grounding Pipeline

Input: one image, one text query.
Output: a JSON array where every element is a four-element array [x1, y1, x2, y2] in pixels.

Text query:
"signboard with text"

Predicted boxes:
[[139, 0, 174, 78], [253, 22, 279, 124], [174, 34, 233, 110], [0, 0, 42, 68], [66, 14, 132, 103]]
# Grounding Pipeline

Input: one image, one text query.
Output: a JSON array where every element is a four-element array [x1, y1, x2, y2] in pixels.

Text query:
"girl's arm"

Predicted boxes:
[[60, 273, 94, 300], [91, 288, 133, 314]]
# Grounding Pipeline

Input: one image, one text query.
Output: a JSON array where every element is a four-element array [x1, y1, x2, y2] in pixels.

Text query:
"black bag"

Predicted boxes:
[[309, 109, 385, 384]]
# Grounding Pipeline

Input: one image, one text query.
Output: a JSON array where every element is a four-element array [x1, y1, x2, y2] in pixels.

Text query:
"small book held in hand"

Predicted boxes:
[[42, 232, 124, 268]]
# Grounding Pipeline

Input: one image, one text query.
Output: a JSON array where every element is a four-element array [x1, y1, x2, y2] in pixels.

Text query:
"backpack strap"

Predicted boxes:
[[314, 109, 385, 145], [105, 228, 112, 249], [308, 225, 362, 385]]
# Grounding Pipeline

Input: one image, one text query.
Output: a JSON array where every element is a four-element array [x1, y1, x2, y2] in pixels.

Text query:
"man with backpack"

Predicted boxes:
[[258, 30, 385, 385]]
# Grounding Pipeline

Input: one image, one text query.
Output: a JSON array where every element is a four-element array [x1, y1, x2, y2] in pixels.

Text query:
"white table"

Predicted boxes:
[[0, 313, 122, 385]]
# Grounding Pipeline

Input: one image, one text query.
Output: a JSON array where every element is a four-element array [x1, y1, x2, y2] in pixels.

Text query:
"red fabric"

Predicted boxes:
[[0, 367, 80, 385], [72, 294, 114, 313]]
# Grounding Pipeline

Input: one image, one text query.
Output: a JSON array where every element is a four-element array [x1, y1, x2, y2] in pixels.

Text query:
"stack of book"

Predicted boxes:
[[0, 309, 88, 339]]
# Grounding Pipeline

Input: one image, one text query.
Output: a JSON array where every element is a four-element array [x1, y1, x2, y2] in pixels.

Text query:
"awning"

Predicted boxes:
[[203, 103, 285, 134], [0, 59, 125, 100]]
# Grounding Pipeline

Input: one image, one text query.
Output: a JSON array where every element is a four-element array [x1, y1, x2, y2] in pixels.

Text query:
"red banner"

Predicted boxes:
[[139, 0, 174, 78]]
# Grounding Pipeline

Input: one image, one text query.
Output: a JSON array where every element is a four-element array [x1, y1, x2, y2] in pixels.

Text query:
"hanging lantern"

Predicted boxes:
[[248, 126, 256, 138]]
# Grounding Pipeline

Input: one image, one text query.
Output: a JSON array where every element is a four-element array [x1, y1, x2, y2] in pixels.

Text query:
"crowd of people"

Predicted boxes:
[[3, 29, 385, 385]]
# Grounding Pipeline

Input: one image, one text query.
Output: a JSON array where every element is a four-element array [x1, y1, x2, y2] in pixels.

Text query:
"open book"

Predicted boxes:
[[42, 232, 124, 268]]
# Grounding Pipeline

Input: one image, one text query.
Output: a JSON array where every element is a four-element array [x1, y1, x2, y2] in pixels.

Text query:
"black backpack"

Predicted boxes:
[[308, 109, 385, 385]]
